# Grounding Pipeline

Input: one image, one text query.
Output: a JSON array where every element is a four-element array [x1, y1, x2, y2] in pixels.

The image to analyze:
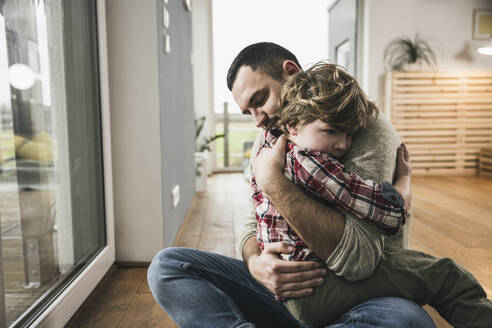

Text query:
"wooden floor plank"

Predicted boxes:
[[423, 305, 453, 328], [66, 268, 147, 328], [118, 293, 178, 328], [172, 196, 205, 249], [410, 176, 492, 299], [410, 176, 492, 326], [137, 268, 151, 294], [146, 299, 179, 328]]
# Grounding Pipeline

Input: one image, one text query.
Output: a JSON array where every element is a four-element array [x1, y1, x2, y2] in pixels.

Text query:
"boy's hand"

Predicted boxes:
[[254, 135, 287, 193], [395, 143, 411, 179], [248, 242, 326, 299]]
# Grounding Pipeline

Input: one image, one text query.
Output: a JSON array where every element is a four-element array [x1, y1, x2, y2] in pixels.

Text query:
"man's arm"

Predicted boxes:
[[254, 135, 345, 261], [239, 132, 328, 298]]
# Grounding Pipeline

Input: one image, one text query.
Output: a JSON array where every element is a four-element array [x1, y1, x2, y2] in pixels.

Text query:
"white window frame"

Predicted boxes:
[[29, 0, 116, 326]]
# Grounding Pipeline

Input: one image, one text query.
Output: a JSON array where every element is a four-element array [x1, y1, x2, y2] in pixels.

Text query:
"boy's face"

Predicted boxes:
[[287, 119, 353, 159]]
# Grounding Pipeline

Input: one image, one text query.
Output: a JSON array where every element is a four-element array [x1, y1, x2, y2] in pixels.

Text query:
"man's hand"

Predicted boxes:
[[394, 143, 412, 209], [248, 241, 326, 299], [395, 143, 411, 179], [254, 135, 287, 192]]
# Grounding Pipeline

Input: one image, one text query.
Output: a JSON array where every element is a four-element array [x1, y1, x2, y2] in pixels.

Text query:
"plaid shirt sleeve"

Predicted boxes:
[[288, 146, 406, 232], [251, 130, 308, 258]]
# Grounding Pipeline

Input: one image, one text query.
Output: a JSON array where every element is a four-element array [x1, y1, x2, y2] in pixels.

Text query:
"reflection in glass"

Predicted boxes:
[[0, 0, 105, 326]]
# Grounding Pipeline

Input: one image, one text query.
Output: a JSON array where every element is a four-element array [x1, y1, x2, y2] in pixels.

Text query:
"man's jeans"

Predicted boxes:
[[147, 247, 436, 328]]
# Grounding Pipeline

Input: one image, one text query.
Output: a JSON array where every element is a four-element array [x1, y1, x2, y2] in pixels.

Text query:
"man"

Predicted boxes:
[[228, 42, 406, 294], [147, 42, 435, 327]]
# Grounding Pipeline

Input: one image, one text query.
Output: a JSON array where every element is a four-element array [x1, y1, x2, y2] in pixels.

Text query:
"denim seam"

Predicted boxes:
[[350, 311, 361, 323], [236, 324, 255, 328]]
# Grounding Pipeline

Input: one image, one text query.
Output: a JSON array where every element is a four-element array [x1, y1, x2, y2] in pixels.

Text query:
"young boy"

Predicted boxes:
[[252, 62, 492, 327], [252, 67, 410, 263]]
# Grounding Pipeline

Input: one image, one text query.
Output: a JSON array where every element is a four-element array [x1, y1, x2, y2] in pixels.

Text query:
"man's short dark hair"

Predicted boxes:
[[226, 42, 301, 91]]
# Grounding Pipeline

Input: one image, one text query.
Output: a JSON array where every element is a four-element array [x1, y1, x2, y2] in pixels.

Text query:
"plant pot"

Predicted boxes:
[[195, 152, 208, 191]]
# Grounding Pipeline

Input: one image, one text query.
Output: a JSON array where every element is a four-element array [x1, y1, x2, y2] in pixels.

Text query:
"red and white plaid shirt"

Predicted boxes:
[[252, 129, 407, 262]]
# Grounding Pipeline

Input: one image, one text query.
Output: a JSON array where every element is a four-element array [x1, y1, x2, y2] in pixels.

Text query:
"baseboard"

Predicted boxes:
[[114, 261, 151, 268]]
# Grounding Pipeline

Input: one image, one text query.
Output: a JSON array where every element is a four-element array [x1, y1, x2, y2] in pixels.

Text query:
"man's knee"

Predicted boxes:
[[147, 247, 190, 294], [385, 297, 434, 325], [151, 247, 188, 266]]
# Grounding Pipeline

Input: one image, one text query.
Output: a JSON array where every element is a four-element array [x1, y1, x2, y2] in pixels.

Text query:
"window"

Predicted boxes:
[[0, 1, 105, 326]]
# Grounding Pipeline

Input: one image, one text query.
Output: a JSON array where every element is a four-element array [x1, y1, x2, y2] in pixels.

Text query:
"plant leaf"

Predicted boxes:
[[384, 33, 437, 71], [195, 116, 206, 139]]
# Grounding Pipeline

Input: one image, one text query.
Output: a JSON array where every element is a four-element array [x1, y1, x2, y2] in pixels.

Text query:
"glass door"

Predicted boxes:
[[0, 0, 107, 326]]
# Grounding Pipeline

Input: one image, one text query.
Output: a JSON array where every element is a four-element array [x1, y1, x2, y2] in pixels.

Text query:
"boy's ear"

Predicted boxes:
[[283, 60, 300, 76], [286, 124, 298, 136]]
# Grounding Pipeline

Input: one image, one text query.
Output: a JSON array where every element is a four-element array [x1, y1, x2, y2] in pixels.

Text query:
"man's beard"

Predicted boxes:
[[262, 115, 280, 130]]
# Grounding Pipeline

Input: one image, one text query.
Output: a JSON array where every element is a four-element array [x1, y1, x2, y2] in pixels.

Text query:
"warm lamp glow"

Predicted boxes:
[[477, 45, 492, 56], [8, 63, 35, 90]]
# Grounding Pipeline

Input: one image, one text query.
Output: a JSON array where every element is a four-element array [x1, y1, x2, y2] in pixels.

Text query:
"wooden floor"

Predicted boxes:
[[66, 174, 492, 328], [65, 174, 250, 328]]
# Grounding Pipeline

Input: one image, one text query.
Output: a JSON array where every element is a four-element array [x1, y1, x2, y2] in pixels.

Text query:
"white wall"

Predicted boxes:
[[106, 0, 165, 261], [366, 0, 492, 108], [192, 0, 215, 174], [106, 0, 196, 262]]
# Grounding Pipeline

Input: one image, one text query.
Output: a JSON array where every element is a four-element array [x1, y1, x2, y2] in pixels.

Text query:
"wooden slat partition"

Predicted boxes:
[[479, 148, 492, 178], [385, 71, 492, 175]]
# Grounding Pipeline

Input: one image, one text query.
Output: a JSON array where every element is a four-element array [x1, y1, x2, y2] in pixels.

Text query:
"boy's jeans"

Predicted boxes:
[[147, 247, 436, 328], [285, 246, 492, 327]]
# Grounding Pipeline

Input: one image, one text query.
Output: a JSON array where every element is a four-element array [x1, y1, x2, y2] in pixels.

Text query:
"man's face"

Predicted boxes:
[[288, 119, 353, 159], [231, 66, 284, 130]]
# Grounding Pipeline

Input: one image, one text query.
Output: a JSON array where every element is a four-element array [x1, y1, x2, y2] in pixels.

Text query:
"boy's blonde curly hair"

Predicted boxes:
[[279, 62, 378, 135]]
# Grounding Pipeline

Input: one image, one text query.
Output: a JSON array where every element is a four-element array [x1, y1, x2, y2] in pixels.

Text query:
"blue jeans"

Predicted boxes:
[[147, 247, 436, 328]]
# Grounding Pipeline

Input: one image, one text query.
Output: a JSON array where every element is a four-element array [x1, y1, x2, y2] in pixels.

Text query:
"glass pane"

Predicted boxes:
[[0, 0, 105, 326], [215, 109, 258, 169]]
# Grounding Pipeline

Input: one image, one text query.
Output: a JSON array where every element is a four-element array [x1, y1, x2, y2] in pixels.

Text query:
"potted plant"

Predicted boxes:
[[194, 116, 224, 191], [384, 34, 437, 71]]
